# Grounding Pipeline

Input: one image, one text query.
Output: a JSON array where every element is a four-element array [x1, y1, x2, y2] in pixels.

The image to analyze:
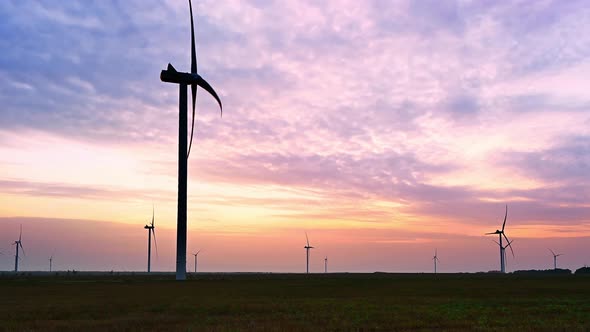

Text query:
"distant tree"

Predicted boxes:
[[575, 267, 590, 274]]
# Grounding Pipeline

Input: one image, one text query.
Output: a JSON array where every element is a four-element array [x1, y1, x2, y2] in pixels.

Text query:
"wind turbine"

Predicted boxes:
[[304, 232, 314, 274], [49, 254, 53, 272], [433, 249, 439, 274], [13, 225, 25, 272], [486, 205, 514, 273], [549, 249, 563, 270], [144, 206, 158, 273], [192, 250, 201, 273], [160, 0, 223, 281], [324, 256, 328, 273]]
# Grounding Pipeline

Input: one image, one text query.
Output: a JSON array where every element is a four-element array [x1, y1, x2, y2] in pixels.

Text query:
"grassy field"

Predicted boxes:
[[1, 273, 589, 331]]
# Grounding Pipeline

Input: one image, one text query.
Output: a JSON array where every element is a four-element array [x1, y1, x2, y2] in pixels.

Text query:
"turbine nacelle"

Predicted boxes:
[[160, 64, 222, 114]]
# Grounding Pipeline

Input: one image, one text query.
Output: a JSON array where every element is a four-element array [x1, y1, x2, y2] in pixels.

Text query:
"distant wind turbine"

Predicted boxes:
[[304, 232, 314, 274], [144, 206, 158, 273], [160, 0, 223, 281], [49, 254, 54, 272], [486, 205, 514, 273], [433, 249, 439, 274], [324, 256, 328, 273], [192, 250, 201, 273], [13, 225, 25, 272], [549, 249, 563, 270]]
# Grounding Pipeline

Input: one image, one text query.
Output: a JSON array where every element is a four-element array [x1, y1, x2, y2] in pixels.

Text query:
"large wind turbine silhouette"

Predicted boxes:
[[549, 249, 563, 270], [144, 207, 158, 273], [486, 205, 514, 273], [192, 250, 201, 273], [433, 249, 439, 274], [160, 0, 222, 280], [13, 225, 25, 272], [304, 232, 314, 274]]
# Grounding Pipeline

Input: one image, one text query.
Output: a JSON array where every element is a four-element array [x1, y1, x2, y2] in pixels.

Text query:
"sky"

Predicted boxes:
[[0, 0, 589, 273]]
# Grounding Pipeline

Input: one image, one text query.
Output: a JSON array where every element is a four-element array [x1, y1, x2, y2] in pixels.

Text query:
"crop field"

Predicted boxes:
[[1, 273, 589, 331]]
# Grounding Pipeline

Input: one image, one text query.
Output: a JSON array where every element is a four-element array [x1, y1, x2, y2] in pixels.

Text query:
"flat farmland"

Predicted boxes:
[[1, 273, 589, 331]]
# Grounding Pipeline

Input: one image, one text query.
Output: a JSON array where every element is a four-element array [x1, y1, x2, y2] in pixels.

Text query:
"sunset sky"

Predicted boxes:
[[1, 0, 589, 273]]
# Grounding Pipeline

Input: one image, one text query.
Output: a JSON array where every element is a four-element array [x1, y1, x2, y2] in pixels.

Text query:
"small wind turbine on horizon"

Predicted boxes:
[[433, 249, 439, 274], [486, 205, 514, 273], [304, 232, 314, 274], [192, 250, 201, 273], [13, 225, 25, 272], [49, 254, 54, 272], [160, 0, 223, 281], [144, 207, 158, 273], [324, 256, 328, 273], [549, 249, 563, 270]]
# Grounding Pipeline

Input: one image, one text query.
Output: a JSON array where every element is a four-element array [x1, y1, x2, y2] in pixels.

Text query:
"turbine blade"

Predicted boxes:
[[549, 248, 556, 256], [305, 232, 310, 247], [152, 205, 155, 227], [187, 0, 198, 159], [491, 239, 500, 246], [485, 232, 497, 235], [19, 243, 25, 257], [503, 234, 514, 257], [152, 228, 158, 258], [19, 224, 22, 242], [195, 76, 223, 114], [187, 85, 197, 159], [189, 0, 197, 75], [501, 205, 508, 232]]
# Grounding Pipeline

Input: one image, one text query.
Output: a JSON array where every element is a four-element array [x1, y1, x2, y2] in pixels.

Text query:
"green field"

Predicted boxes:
[[1, 273, 589, 331]]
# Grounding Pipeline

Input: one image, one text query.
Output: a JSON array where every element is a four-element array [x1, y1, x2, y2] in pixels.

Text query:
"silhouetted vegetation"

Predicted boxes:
[[513, 268, 571, 275], [575, 266, 590, 274]]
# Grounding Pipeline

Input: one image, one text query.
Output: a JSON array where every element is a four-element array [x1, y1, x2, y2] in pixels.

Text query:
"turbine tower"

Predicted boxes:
[[549, 249, 563, 270], [160, 0, 223, 280], [49, 254, 53, 272], [144, 207, 158, 273], [304, 232, 314, 274], [13, 225, 25, 272], [192, 250, 201, 273], [433, 249, 439, 274], [324, 256, 328, 273], [486, 205, 514, 273]]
